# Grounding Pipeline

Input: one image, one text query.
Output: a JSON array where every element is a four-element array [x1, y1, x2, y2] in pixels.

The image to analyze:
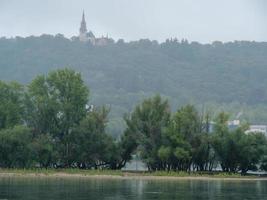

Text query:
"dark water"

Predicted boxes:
[[0, 177, 266, 200]]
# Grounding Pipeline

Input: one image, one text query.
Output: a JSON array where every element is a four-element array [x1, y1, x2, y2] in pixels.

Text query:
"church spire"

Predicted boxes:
[[80, 10, 87, 34], [79, 10, 88, 42], [82, 10, 85, 24]]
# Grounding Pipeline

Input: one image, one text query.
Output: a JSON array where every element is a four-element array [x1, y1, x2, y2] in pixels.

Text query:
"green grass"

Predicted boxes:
[[0, 168, 124, 176], [0, 168, 259, 179], [147, 171, 245, 178]]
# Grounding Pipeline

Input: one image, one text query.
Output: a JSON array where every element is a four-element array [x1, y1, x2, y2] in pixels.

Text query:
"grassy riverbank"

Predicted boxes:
[[0, 168, 266, 180]]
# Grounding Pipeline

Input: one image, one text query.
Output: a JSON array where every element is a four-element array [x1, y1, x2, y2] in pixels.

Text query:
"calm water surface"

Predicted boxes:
[[0, 177, 266, 200]]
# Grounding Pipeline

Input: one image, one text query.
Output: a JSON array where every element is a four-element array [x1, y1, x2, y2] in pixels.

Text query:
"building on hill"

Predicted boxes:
[[245, 125, 267, 138], [208, 120, 267, 138], [208, 120, 240, 133], [79, 11, 89, 42], [79, 11, 113, 46], [227, 120, 240, 131]]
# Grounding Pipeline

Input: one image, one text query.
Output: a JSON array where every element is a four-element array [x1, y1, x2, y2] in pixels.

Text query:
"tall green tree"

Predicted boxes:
[[0, 81, 24, 130], [0, 126, 33, 168], [237, 131, 267, 174], [25, 69, 89, 167], [69, 106, 112, 169], [211, 112, 267, 174], [160, 105, 201, 171], [31, 134, 55, 168], [25, 68, 89, 137], [111, 124, 139, 169], [191, 133, 214, 171], [124, 95, 171, 171], [211, 113, 238, 172], [260, 155, 267, 172]]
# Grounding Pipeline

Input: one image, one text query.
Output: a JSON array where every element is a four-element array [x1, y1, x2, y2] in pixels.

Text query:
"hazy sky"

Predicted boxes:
[[0, 0, 266, 43]]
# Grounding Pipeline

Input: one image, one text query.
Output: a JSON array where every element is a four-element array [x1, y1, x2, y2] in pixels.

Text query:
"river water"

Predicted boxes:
[[0, 177, 266, 200]]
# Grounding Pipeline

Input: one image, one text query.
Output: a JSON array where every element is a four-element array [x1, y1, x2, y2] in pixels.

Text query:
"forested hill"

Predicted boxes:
[[1, 34, 267, 125]]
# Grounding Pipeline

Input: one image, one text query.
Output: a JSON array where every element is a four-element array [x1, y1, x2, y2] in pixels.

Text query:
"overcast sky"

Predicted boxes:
[[0, 0, 266, 43]]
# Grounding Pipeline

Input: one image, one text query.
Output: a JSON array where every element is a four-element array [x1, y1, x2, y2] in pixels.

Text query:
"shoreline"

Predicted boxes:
[[0, 171, 266, 181]]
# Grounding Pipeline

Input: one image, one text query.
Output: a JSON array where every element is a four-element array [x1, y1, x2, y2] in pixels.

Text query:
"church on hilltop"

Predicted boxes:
[[79, 11, 112, 46]]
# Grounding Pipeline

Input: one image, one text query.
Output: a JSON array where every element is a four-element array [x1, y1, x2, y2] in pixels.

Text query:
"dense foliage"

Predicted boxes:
[[1, 35, 267, 135], [0, 69, 133, 169], [125, 96, 267, 174], [0, 69, 266, 174], [0, 81, 24, 129]]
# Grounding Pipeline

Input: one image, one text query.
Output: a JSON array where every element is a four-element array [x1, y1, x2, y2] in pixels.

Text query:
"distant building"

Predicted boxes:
[[227, 120, 240, 131], [208, 120, 267, 138], [245, 125, 267, 138], [79, 11, 113, 46], [208, 120, 240, 133], [207, 121, 216, 133], [79, 11, 89, 42]]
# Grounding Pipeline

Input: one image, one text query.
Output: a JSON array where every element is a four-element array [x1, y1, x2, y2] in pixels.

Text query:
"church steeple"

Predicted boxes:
[[78, 10, 109, 45], [80, 11, 87, 34], [79, 10, 88, 41]]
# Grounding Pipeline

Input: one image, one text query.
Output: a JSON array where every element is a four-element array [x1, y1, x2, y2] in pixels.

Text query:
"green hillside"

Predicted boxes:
[[1, 35, 267, 135]]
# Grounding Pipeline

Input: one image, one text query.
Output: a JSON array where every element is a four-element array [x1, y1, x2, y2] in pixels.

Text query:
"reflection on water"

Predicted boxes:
[[0, 177, 266, 200]]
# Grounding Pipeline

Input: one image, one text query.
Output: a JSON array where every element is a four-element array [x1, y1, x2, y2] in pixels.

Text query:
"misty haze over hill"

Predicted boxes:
[[1, 0, 267, 136], [1, 35, 267, 137]]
